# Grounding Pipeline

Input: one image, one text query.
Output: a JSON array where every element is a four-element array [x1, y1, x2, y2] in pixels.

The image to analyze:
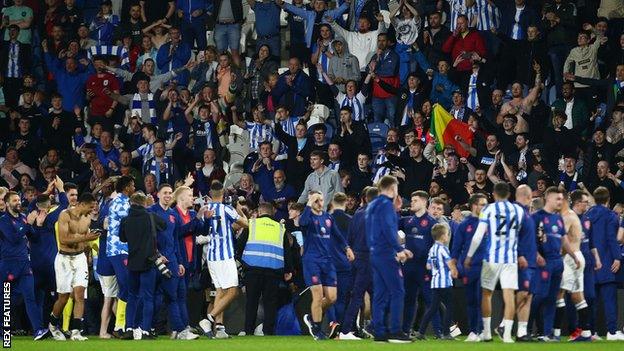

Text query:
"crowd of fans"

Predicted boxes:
[[1, 0, 624, 342]]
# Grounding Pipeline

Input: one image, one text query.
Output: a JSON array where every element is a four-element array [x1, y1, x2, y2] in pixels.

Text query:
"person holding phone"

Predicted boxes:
[[48, 192, 101, 341]]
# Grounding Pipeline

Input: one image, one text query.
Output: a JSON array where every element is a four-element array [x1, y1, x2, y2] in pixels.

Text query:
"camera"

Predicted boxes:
[[154, 255, 172, 279]]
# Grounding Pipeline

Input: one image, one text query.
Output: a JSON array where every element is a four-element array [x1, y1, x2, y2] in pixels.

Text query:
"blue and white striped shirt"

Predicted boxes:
[[467, 72, 479, 110], [428, 242, 453, 288], [478, 200, 524, 264], [135, 142, 154, 166], [372, 166, 391, 184], [337, 92, 366, 122], [106, 193, 130, 257], [449, 0, 478, 31], [511, 6, 525, 40], [206, 202, 240, 262], [474, 0, 500, 31], [245, 121, 274, 151], [7, 42, 20, 78]]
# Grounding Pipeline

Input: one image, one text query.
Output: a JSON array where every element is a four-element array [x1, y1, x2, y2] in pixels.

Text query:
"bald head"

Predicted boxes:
[[515, 185, 532, 207]]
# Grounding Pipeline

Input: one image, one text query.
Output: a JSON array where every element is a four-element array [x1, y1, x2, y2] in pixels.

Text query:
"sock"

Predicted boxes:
[[576, 300, 590, 337], [498, 321, 504, 328], [62, 297, 74, 331], [49, 313, 60, 327], [503, 319, 513, 340], [70, 318, 84, 332], [482, 317, 492, 339], [207, 313, 215, 323], [313, 322, 321, 334], [554, 299, 565, 335], [114, 300, 127, 331], [517, 322, 528, 337]]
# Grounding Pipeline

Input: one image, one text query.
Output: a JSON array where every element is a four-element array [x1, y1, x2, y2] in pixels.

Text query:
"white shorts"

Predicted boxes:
[[481, 262, 518, 291], [207, 259, 239, 289], [561, 251, 585, 293], [55, 252, 89, 294], [98, 275, 119, 298]]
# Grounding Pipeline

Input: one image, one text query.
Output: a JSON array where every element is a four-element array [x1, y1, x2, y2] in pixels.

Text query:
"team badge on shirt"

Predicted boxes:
[[169, 215, 175, 223], [420, 219, 429, 227], [551, 225, 558, 233], [325, 219, 332, 227], [584, 221, 591, 230]]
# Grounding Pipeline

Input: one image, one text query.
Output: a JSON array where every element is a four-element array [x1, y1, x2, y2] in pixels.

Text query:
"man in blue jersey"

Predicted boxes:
[[199, 181, 248, 339], [299, 190, 354, 340], [530, 187, 579, 341], [0, 191, 50, 340], [106, 175, 135, 338], [584, 187, 623, 340], [49, 193, 100, 341], [450, 193, 488, 342], [149, 184, 200, 340], [28, 177, 69, 325], [339, 186, 378, 340], [570, 190, 602, 340], [512, 185, 537, 342], [326, 192, 353, 338], [465, 182, 524, 343], [366, 175, 413, 343], [400, 190, 440, 337]]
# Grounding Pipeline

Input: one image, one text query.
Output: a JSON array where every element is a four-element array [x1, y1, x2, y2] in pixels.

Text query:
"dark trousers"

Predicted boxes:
[[418, 288, 452, 335], [244, 269, 280, 335], [371, 256, 404, 337], [127, 268, 157, 331], [402, 264, 442, 334], [326, 269, 353, 324], [181, 18, 208, 50], [342, 257, 372, 332]]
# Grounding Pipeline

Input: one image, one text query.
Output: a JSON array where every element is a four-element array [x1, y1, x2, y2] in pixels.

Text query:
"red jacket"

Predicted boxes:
[[442, 31, 487, 72]]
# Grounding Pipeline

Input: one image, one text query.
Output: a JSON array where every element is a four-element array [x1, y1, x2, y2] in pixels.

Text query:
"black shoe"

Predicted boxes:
[[495, 325, 505, 340], [516, 335, 533, 342], [374, 335, 389, 342], [388, 332, 413, 343], [413, 331, 426, 340], [440, 334, 455, 340], [119, 330, 134, 340], [142, 332, 156, 340], [354, 328, 369, 339], [328, 322, 341, 339]]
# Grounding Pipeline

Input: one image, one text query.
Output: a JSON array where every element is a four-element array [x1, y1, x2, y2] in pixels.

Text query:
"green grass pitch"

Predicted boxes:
[[10, 336, 618, 350]]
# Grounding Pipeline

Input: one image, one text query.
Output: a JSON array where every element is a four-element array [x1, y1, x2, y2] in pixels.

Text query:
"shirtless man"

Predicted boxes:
[[496, 62, 542, 134], [48, 193, 100, 341], [552, 194, 596, 342]]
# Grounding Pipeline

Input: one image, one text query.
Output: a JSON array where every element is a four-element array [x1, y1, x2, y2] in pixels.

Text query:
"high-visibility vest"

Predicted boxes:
[[241, 217, 285, 270]]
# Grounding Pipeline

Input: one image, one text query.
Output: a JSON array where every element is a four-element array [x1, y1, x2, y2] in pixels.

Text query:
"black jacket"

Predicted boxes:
[[120, 205, 166, 272]]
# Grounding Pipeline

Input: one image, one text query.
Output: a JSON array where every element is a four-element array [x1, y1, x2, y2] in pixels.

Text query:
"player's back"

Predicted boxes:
[[481, 200, 524, 264], [206, 202, 239, 262]]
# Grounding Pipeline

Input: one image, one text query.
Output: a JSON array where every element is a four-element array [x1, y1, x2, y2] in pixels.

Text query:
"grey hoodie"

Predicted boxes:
[[298, 166, 344, 209]]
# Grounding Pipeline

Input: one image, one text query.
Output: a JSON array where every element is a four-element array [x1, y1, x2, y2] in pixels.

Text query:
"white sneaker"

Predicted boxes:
[[618, 331, 624, 340], [70, 330, 88, 341], [215, 326, 230, 339], [49, 323, 66, 341], [199, 318, 213, 335], [450, 324, 462, 338], [606, 331, 624, 341], [339, 332, 362, 340], [170, 331, 178, 339], [464, 332, 481, 342], [503, 337, 515, 344], [133, 328, 142, 340], [176, 329, 200, 340]]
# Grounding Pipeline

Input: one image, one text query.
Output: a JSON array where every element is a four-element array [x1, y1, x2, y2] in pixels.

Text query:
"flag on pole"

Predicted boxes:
[[429, 103, 474, 158]]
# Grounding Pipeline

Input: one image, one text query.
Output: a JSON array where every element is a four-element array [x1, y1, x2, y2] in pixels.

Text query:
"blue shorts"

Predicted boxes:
[[518, 267, 535, 292], [97, 252, 115, 276], [532, 260, 563, 297], [303, 256, 337, 287]]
